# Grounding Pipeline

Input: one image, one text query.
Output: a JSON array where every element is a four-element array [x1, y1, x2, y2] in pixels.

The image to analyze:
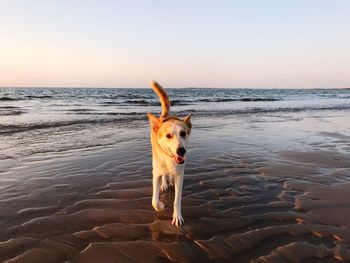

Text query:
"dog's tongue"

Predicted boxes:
[[176, 156, 185, 164]]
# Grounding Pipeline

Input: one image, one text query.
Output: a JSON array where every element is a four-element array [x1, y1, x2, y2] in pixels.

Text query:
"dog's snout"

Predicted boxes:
[[176, 147, 186, 156]]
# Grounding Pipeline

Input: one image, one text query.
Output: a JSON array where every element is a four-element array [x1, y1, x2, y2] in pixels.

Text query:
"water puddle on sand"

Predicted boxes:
[[1, 113, 350, 262]]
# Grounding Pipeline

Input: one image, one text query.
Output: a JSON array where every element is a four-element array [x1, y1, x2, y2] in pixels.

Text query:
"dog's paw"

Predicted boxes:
[[172, 211, 184, 227], [160, 182, 168, 192], [152, 201, 165, 211]]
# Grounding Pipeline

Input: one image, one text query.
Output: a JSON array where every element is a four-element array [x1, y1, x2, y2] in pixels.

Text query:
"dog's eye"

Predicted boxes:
[[166, 134, 172, 139], [180, 131, 186, 138]]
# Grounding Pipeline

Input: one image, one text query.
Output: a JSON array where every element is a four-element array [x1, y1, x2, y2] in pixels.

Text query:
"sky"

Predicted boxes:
[[0, 0, 349, 88]]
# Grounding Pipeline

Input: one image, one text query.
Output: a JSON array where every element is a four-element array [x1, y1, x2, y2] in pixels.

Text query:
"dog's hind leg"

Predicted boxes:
[[152, 169, 164, 211], [160, 175, 168, 192], [172, 173, 184, 227]]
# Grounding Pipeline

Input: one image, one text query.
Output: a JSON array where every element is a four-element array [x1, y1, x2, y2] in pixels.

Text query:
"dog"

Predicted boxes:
[[147, 80, 192, 227]]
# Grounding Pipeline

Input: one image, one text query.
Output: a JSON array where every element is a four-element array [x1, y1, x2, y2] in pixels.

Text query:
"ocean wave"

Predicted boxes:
[[0, 111, 23, 116], [0, 106, 25, 116], [25, 95, 53, 99], [66, 111, 146, 116], [124, 99, 152, 105], [100, 99, 190, 106], [67, 109, 95, 112], [0, 116, 146, 135], [195, 104, 350, 116], [0, 97, 20, 101], [0, 106, 21, 109], [198, 98, 279, 102], [164, 104, 350, 117], [0, 95, 53, 101], [99, 97, 279, 107], [240, 98, 279, 102], [9, 95, 347, 104]]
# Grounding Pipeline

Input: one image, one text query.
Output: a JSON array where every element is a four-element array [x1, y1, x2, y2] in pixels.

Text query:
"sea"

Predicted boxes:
[[1, 87, 350, 160]]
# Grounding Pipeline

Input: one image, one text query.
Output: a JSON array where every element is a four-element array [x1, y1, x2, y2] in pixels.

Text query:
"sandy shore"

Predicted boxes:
[[1, 111, 350, 262]]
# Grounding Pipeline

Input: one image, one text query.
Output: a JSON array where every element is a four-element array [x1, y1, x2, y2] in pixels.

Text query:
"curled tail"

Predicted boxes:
[[150, 80, 170, 118]]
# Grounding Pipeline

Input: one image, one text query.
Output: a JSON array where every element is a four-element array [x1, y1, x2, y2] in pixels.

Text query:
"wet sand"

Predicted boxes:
[[1, 111, 350, 262]]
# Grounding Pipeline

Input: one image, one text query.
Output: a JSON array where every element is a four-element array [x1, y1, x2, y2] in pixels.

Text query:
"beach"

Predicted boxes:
[[1, 88, 350, 262]]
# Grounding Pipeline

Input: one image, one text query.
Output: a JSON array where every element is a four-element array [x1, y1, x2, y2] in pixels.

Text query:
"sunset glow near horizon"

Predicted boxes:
[[1, 0, 350, 88]]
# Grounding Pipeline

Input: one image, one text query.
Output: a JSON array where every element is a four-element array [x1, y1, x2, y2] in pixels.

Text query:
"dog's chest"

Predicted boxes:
[[155, 157, 184, 176], [166, 160, 184, 175]]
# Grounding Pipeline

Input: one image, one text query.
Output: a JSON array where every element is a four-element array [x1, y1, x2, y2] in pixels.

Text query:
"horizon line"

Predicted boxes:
[[0, 86, 349, 90]]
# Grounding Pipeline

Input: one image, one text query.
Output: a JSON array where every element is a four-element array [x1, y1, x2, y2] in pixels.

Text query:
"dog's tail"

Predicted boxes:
[[150, 80, 170, 118]]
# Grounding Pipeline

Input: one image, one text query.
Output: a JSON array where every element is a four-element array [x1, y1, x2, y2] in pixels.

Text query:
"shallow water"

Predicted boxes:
[[1, 88, 350, 262]]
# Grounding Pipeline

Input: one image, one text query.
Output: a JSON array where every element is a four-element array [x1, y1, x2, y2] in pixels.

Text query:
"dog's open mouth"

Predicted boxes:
[[168, 147, 185, 164], [175, 156, 185, 164]]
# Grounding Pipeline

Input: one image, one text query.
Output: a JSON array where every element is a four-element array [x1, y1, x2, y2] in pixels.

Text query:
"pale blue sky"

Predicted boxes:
[[1, 0, 349, 88]]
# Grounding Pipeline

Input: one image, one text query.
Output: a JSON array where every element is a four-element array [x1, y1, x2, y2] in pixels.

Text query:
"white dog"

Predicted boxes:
[[147, 80, 192, 226]]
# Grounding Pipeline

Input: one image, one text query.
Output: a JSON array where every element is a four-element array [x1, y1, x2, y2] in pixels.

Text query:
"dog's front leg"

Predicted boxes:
[[152, 170, 164, 211], [172, 173, 184, 226], [160, 175, 168, 191]]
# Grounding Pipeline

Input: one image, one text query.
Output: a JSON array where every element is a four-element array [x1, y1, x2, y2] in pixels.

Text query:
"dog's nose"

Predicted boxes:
[[176, 147, 186, 156]]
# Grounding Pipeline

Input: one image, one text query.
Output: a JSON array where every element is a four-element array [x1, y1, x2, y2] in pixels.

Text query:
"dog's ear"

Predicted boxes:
[[147, 113, 160, 132], [183, 113, 192, 130]]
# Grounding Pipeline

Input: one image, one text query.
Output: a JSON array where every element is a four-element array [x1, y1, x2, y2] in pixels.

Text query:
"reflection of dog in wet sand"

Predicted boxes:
[[147, 81, 192, 226]]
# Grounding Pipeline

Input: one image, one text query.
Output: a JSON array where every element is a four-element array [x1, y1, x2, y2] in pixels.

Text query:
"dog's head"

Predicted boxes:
[[147, 113, 192, 164]]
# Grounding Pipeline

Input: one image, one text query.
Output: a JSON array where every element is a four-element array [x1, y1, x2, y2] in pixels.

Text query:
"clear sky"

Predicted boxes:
[[1, 0, 349, 88]]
